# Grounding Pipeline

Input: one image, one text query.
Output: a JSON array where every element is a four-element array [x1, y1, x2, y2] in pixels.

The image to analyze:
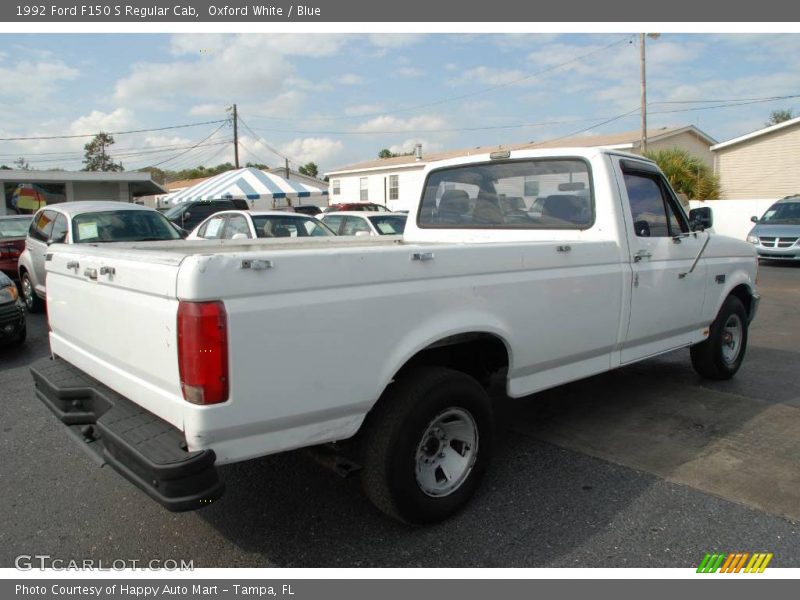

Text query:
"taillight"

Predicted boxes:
[[177, 301, 229, 405]]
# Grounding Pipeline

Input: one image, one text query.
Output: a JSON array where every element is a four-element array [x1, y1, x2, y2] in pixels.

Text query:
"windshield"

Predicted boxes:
[[368, 215, 407, 235], [759, 202, 800, 224], [72, 210, 182, 243], [252, 215, 335, 238], [0, 217, 32, 239], [162, 204, 185, 219]]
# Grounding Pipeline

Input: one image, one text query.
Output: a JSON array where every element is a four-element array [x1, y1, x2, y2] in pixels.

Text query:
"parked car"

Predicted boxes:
[[320, 212, 407, 236], [292, 205, 323, 216], [163, 199, 249, 235], [187, 210, 336, 240], [0, 215, 33, 281], [747, 195, 800, 261], [33, 148, 757, 523], [322, 202, 392, 214], [17, 201, 182, 313], [0, 270, 25, 346]]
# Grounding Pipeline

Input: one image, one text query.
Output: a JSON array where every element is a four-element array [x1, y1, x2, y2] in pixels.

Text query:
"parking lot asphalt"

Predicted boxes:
[[1, 264, 798, 568]]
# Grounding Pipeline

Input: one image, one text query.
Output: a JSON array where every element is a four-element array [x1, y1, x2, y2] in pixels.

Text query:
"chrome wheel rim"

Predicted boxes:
[[22, 276, 33, 310], [415, 407, 478, 497], [721, 314, 743, 365]]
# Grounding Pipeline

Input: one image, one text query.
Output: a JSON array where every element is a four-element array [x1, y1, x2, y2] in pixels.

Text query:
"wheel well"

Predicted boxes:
[[395, 333, 510, 385], [729, 284, 753, 316]]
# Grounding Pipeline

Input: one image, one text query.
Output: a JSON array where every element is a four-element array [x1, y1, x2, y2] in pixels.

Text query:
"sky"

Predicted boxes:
[[1, 33, 800, 175]]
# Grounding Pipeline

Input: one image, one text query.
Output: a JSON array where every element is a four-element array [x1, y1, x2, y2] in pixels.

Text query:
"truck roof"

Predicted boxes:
[[38, 201, 158, 218]]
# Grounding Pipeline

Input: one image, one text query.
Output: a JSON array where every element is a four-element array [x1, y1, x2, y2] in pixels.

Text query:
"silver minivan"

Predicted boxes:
[[747, 196, 800, 261]]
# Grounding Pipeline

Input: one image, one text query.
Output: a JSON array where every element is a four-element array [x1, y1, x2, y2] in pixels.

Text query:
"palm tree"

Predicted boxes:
[[643, 148, 720, 201]]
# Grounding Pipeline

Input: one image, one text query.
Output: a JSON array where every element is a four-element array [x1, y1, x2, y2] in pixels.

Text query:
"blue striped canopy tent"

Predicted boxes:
[[165, 167, 327, 208]]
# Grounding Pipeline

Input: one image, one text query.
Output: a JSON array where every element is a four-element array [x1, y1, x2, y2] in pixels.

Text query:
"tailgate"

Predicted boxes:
[[45, 245, 186, 429]]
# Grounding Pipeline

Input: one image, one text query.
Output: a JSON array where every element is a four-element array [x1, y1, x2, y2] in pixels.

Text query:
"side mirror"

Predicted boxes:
[[633, 220, 651, 237], [689, 207, 713, 231], [750, 215, 759, 223]]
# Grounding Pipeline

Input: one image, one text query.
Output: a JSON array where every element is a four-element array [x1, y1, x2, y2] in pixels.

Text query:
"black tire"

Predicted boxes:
[[361, 366, 493, 524], [20, 272, 43, 313], [690, 295, 748, 380]]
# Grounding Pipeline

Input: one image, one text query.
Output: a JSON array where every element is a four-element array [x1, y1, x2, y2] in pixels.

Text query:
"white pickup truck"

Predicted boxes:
[[32, 148, 759, 524]]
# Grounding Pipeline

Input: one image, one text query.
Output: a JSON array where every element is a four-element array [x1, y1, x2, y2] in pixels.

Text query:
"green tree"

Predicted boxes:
[[378, 148, 394, 159], [83, 133, 123, 172], [138, 166, 167, 184], [245, 162, 270, 169], [766, 109, 793, 127], [643, 148, 720, 201], [298, 162, 319, 178], [13, 157, 30, 170]]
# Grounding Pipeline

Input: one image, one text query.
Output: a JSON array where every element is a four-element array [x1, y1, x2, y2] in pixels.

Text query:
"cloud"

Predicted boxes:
[[0, 57, 80, 100], [116, 34, 354, 108], [388, 138, 443, 155], [398, 67, 425, 78], [279, 137, 344, 166], [368, 34, 425, 48], [453, 66, 532, 87], [338, 73, 365, 86], [356, 114, 448, 133], [344, 103, 385, 117]]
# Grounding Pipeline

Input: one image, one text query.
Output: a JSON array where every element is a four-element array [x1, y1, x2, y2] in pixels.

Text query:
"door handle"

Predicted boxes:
[[633, 250, 652, 263], [411, 252, 435, 262]]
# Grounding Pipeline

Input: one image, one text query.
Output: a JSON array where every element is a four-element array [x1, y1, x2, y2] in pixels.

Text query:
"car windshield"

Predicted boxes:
[[252, 215, 335, 238], [0, 217, 32, 239], [162, 204, 184, 219], [72, 210, 182, 243], [759, 202, 800, 224], [368, 215, 407, 235]]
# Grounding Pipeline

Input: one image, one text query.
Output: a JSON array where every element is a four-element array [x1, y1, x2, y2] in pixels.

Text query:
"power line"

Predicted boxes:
[[244, 35, 634, 124], [237, 115, 302, 165], [146, 122, 230, 168], [0, 119, 229, 142]]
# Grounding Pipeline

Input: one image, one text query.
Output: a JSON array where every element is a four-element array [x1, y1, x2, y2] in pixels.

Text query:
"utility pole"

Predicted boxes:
[[285, 157, 290, 179], [640, 33, 660, 154], [232, 104, 240, 169], [640, 33, 647, 154]]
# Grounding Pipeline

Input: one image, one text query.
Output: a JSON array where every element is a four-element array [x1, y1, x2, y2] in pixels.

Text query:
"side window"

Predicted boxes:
[[199, 215, 225, 239], [623, 172, 688, 237], [342, 216, 371, 235], [223, 215, 251, 239], [30, 210, 56, 242], [50, 213, 68, 244], [332, 179, 341, 195], [359, 178, 368, 202], [389, 175, 399, 201]]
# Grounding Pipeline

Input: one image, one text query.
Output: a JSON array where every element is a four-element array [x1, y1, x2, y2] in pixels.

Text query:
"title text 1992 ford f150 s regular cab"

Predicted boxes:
[[31, 148, 759, 524]]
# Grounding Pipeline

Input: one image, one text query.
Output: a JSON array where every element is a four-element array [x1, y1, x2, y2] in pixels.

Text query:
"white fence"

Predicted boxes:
[[689, 198, 778, 241]]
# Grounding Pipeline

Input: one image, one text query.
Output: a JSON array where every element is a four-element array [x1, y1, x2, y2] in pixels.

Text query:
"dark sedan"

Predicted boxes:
[[0, 215, 32, 281], [0, 270, 25, 346]]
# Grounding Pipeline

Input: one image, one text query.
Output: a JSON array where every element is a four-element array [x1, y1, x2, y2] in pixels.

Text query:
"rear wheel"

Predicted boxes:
[[361, 366, 493, 524], [691, 295, 748, 380], [20, 272, 43, 313]]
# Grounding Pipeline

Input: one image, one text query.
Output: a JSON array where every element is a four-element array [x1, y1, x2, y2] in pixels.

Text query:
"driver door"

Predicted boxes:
[[613, 157, 709, 363]]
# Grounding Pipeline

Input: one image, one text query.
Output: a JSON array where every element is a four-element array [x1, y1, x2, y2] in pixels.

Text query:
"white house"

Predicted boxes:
[[325, 126, 716, 212], [711, 116, 800, 200]]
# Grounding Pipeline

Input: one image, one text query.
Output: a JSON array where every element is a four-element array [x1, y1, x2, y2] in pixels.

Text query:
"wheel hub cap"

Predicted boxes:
[[415, 408, 478, 497]]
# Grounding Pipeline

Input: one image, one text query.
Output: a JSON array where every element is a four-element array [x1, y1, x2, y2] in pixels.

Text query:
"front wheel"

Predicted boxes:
[[691, 295, 748, 380], [20, 272, 43, 313], [361, 366, 494, 524]]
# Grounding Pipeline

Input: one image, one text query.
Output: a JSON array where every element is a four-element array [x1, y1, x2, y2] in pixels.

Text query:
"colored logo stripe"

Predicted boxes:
[[697, 552, 773, 573]]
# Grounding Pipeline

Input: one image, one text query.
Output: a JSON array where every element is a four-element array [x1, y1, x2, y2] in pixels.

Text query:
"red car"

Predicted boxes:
[[0, 215, 32, 282], [322, 202, 392, 214]]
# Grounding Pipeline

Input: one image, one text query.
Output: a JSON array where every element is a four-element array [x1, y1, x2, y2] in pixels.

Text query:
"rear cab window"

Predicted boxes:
[[417, 158, 594, 230]]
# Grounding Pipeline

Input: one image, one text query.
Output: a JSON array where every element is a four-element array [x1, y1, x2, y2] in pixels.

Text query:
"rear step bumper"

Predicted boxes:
[[31, 356, 224, 512]]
